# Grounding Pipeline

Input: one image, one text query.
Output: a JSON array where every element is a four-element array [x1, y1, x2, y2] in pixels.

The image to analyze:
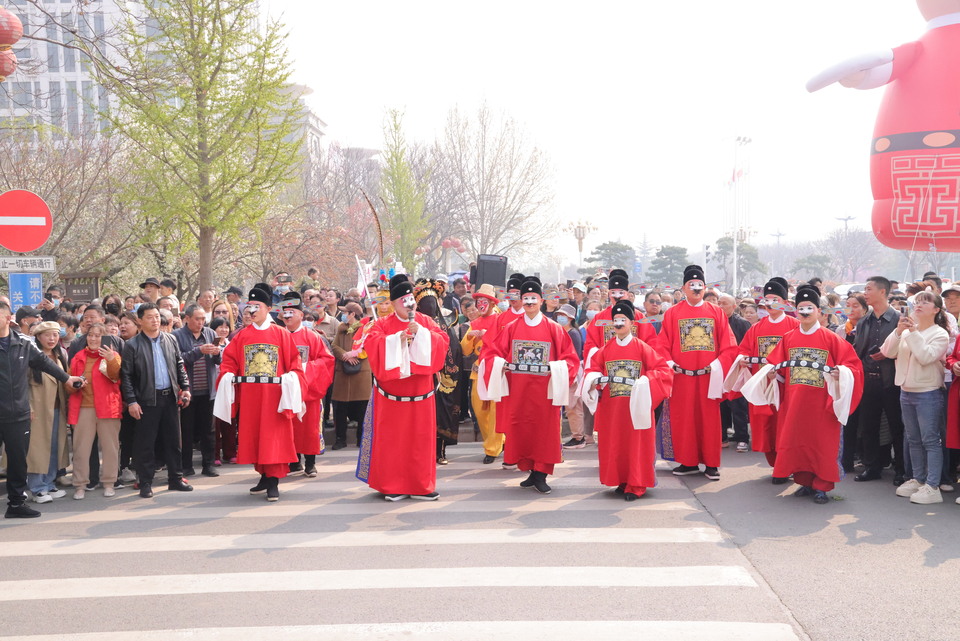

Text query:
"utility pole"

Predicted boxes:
[[770, 230, 785, 275]]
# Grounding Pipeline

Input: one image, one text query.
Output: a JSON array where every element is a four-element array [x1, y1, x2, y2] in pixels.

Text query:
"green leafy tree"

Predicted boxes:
[[379, 110, 429, 274], [79, 0, 303, 292], [646, 245, 690, 285], [791, 254, 835, 280], [712, 236, 768, 288], [580, 241, 637, 276]]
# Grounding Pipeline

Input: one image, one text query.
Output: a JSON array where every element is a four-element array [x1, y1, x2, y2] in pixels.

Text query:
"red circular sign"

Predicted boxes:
[[0, 189, 52, 253]]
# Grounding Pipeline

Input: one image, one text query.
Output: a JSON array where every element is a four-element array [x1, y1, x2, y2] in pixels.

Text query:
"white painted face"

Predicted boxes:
[[688, 281, 705, 292], [613, 318, 627, 328], [522, 296, 540, 306], [609, 289, 626, 300], [796, 303, 818, 317]]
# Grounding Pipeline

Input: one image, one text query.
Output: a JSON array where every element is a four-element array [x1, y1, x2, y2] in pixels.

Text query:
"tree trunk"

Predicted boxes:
[[199, 225, 214, 293]]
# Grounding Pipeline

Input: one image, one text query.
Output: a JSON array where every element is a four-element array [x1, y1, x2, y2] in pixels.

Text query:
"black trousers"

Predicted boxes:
[[134, 392, 183, 486], [841, 407, 861, 471], [334, 400, 367, 444], [119, 410, 136, 471], [860, 376, 905, 475], [721, 397, 749, 443], [0, 419, 30, 506], [180, 394, 214, 469], [323, 388, 333, 423]]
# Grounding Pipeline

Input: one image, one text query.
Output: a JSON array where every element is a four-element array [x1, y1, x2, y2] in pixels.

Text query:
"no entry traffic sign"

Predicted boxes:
[[0, 190, 52, 253]]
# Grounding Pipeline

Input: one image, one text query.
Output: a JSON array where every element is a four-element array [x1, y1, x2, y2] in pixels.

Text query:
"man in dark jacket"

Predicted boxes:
[[120, 303, 192, 498], [0, 301, 84, 517], [173, 304, 222, 477]]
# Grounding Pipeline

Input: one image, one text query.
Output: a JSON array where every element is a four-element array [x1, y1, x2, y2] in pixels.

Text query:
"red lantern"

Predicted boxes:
[[441, 239, 452, 249], [0, 7, 22, 52], [0, 50, 16, 83]]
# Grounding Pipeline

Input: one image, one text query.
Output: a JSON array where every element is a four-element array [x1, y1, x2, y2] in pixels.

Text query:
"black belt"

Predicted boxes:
[[672, 364, 712, 377], [235, 376, 282, 384], [744, 356, 767, 365], [597, 375, 637, 385], [375, 380, 435, 403], [156, 388, 173, 396], [774, 360, 836, 374], [505, 363, 551, 374]]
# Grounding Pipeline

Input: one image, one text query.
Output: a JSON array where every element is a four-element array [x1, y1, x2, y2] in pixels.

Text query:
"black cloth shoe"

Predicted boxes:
[[813, 490, 830, 504], [332, 440, 347, 450], [614, 483, 627, 495], [411, 492, 440, 501], [139, 484, 154, 498], [520, 472, 536, 488], [289, 462, 304, 473], [793, 486, 815, 497], [624, 492, 640, 502], [532, 471, 552, 494], [168, 478, 193, 492], [266, 477, 279, 502], [304, 465, 317, 478], [771, 476, 790, 485], [250, 475, 269, 494], [482, 455, 497, 464], [437, 456, 448, 465], [704, 467, 720, 481], [182, 468, 196, 478], [672, 464, 701, 476], [5, 503, 40, 518], [201, 466, 219, 478], [855, 470, 882, 482]]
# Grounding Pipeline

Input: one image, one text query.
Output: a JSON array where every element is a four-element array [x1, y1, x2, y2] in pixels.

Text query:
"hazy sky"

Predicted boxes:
[[262, 0, 924, 263]]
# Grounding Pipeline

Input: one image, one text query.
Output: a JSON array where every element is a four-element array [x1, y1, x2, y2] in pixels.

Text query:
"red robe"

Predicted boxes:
[[289, 326, 335, 455], [583, 305, 657, 370], [587, 336, 673, 494], [654, 300, 737, 467], [481, 313, 579, 474], [737, 314, 800, 456], [362, 312, 449, 495], [766, 327, 863, 489], [218, 322, 306, 469], [492, 306, 525, 434]]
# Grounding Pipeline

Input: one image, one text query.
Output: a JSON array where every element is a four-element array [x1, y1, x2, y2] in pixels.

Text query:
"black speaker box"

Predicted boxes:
[[475, 254, 508, 288]]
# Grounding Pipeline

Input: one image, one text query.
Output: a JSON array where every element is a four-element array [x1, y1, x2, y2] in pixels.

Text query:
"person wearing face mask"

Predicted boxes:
[[581, 301, 673, 501], [478, 278, 579, 494], [280, 292, 335, 477], [725, 278, 800, 474], [461, 284, 506, 464], [356, 274, 449, 501], [655, 265, 738, 481], [742, 285, 863, 505]]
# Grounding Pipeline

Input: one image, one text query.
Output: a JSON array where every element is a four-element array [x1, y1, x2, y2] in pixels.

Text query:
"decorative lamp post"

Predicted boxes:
[[565, 220, 597, 269], [0, 7, 22, 83]]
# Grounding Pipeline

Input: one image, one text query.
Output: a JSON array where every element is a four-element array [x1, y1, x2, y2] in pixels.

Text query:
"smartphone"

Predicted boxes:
[[900, 306, 908, 316], [213, 337, 223, 346], [868, 345, 881, 355]]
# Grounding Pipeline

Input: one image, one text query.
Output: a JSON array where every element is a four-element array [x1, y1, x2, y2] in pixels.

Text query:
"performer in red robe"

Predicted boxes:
[[725, 277, 799, 481], [582, 269, 656, 370], [490, 273, 527, 470], [582, 302, 673, 501], [213, 288, 306, 502], [281, 292, 334, 477], [479, 278, 579, 494], [742, 286, 863, 504], [654, 265, 737, 480], [359, 274, 449, 501]]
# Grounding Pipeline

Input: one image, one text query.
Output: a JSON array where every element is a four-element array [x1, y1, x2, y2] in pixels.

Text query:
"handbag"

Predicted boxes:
[[342, 358, 362, 375]]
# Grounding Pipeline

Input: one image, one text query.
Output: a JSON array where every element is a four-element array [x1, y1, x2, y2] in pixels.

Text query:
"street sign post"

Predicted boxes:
[[8, 272, 43, 313], [0, 190, 53, 253]]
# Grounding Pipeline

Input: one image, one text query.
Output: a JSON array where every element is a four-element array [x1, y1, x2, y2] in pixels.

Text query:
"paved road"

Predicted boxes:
[[0, 442, 804, 640]]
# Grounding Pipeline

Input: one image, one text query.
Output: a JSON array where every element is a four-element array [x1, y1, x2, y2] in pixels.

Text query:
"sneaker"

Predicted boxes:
[[813, 490, 830, 504], [48, 489, 66, 499], [73, 488, 85, 500], [5, 503, 40, 518], [672, 464, 701, 476], [119, 468, 137, 483], [411, 492, 440, 501], [736, 442, 749, 453], [383, 494, 410, 501], [939, 484, 955, 493], [113, 480, 125, 489], [721, 441, 730, 449], [910, 484, 943, 505], [332, 440, 347, 451], [104, 486, 116, 498], [33, 492, 53, 504], [895, 479, 923, 497], [704, 467, 720, 481], [213, 459, 222, 467], [563, 437, 586, 449], [85, 482, 98, 491]]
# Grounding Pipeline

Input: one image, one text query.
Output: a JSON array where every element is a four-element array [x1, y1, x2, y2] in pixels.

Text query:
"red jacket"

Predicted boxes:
[[68, 348, 123, 423]]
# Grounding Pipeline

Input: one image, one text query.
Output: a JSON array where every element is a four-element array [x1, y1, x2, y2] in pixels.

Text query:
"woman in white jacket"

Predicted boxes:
[[882, 292, 950, 504]]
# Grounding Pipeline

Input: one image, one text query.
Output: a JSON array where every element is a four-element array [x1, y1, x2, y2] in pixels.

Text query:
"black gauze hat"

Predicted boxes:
[[506, 273, 526, 291], [611, 301, 635, 321], [609, 272, 629, 290], [763, 277, 789, 300], [248, 288, 272, 307], [390, 274, 413, 301], [683, 265, 705, 284], [795, 285, 821, 309], [519, 279, 542, 297]]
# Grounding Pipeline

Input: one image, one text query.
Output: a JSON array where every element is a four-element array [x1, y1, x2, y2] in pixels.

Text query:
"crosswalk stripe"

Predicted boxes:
[[0, 621, 800, 641], [0, 566, 758, 601], [18, 497, 698, 525], [0, 526, 724, 557]]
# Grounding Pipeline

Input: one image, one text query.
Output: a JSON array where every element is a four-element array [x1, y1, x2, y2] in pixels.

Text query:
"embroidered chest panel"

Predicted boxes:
[[678, 317, 715, 352], [244, 343, 279, 377], [512, 339, 551, 375], [605, 359, 642, 398], [787, 346, 828, 388], [757, 335, 782, 359]]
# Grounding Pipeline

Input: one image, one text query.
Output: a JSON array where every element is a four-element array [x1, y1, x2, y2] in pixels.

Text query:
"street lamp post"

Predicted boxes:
[[731, 136, 751, 294], [770, 230, 785, 275], [565, 220, 597, 270]]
